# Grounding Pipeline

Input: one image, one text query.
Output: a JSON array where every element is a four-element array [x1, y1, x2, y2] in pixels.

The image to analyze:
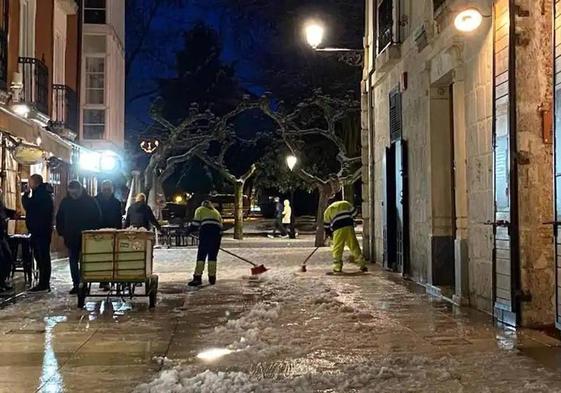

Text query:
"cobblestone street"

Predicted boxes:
[[1, 239, 561, 392]]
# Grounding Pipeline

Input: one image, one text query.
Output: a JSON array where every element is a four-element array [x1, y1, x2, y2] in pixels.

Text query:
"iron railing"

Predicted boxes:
[[18, 57, 49, 115], [377, 0, 394, 53], [52, 84, 78, 133]]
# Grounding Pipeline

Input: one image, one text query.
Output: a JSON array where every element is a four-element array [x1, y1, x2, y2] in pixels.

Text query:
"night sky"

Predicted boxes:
[[125, 1, 364, 142]]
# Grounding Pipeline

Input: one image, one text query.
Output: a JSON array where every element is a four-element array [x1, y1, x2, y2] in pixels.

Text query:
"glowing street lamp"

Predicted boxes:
[[454, 8, 483, 32], [286, 154, 298, 171], [305, 22, 324, 49]]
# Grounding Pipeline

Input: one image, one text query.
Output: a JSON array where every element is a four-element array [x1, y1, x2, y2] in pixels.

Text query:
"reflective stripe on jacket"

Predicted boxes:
[[190, 206, 223, 232], [323, 200, 357, 232]]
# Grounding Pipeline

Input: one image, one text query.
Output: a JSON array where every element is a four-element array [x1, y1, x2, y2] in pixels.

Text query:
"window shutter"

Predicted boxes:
[[389, 89, 402, 142]]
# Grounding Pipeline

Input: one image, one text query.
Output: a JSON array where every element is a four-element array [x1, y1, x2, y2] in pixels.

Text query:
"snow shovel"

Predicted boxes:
[[189, 235, 269, 276], [300, 247, 320, 272]]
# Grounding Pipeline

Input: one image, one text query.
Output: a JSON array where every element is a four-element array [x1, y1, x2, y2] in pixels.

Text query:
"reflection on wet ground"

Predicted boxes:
[[0, 244, 560, 392]]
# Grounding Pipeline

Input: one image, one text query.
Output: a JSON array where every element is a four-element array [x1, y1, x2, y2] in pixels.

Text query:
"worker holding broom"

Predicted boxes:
[[323, 198, 368, 274], [188, 200, 223, 287]]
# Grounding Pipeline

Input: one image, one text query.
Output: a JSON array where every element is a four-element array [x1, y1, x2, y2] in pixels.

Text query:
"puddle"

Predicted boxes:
[[37, 316, 67, 392]]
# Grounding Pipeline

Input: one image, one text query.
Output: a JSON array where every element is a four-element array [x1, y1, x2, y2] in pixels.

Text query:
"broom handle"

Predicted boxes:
[[189, 234, 258, 267], [302, 247, 320, 266]]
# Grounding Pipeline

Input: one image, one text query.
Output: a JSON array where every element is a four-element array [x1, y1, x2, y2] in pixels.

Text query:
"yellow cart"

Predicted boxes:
[[78, 230, 158, 308]]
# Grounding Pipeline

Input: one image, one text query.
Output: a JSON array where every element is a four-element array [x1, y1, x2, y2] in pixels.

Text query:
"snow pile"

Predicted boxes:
[[134, 368, 256, 393]]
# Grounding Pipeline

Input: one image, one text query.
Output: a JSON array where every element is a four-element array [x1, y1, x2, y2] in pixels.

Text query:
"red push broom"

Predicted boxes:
[[219, 248, 269, 276], [189, 235, 268, 276]]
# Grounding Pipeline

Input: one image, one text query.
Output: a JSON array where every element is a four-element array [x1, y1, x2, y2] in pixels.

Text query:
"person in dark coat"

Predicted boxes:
[[124, 193, 161, 231], [0, 189, 13, 291], [22, 174, 54, 292], [95, 180, 122, 291], [56, 181, 102, 293], [268, 197, 287, 238], [95, 180, 123, 229]]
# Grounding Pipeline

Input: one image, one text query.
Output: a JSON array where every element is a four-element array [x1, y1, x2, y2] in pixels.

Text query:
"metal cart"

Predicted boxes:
[[77, 230, 158, 308]]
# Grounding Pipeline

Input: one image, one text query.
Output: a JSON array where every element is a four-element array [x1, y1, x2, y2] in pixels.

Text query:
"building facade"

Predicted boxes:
[[362, 0, 556, 327], [0, 0, 125, 255], [80, 0, 125, 153]]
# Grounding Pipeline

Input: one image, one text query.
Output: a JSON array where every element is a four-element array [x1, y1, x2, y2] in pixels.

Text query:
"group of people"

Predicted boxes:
[[186, 196, 367, 288], [0, 174, 367, 294], [5, 175, 160, 294], [268, 197, 294, 239]]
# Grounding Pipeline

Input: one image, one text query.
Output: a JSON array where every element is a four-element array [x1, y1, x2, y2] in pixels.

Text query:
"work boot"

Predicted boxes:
[[188, 275, 203, 287], [69, 287, 78, 295], [208, 276, 216, 285]]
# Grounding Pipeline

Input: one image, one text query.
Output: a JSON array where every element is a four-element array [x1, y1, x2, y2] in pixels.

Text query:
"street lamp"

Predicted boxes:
[[303, 20, 363, 67], [286, 154, 298, 238], [454, 8, 483, 32], [305, 22, 325, 49], [286, 154, 298, 171]]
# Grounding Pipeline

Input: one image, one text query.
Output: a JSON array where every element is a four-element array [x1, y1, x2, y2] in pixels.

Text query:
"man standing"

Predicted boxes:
[[268, 197, 287, 238], [323, 198, 367, 274], [56, 181, 101, 294], [95, 180, 122, 290], [96, 180, 123, 229], [22, 174, 54, 292]]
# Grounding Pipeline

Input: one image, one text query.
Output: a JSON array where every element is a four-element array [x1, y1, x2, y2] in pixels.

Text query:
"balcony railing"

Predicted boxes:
[[52, 84, 78, 134], [377, 0, 394, 53], [18, 57, 49, 116]]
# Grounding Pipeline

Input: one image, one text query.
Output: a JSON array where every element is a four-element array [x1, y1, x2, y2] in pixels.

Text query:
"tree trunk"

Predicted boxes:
[[315, 185, 331, 247], [343, 182, 355, 204], [233, 180, 244, 240]]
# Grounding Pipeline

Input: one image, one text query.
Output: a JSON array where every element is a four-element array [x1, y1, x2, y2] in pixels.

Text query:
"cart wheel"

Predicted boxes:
[[148, 275, 159, 308], [77, 284, 87, 308]]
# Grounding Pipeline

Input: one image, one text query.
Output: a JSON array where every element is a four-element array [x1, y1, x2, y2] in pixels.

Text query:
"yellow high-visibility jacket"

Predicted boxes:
[[323, 200, 357, 233]]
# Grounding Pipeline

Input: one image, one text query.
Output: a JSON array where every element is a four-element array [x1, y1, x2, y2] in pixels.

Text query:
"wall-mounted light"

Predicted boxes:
[[11, 103, 30, 118], [100, 151, 119, 172], [454, 8, 484, 32]]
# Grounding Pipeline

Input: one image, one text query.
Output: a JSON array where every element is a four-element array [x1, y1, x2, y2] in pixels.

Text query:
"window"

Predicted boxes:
[[0, 0, 8, 90], [83, 109, 105, 139], [377, 0, 397, 53], [19, 0, 36, 57], [84, 0, 106, 24], [85, 57, 105, 104]]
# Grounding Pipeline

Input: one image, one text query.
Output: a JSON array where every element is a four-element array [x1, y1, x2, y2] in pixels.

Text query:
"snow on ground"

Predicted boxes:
[[134, 250, 561, 393]]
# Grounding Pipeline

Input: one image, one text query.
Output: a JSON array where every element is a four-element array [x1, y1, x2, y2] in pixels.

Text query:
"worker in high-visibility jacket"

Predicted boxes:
[[323, 199, 367, 273], [188, 200, 223, 287]]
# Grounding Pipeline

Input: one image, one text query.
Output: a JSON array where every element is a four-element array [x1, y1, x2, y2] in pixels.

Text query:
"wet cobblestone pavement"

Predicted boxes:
[[1, 239, 561, 392]]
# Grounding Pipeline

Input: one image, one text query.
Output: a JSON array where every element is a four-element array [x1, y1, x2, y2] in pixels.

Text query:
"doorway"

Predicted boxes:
[[429, 85, 456, 297], [383, 89, 409, 274]]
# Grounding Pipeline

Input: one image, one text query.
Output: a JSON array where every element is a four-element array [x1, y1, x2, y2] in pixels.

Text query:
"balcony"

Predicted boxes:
[[17, 57, 49, 118], [52, 84, 78, 140]]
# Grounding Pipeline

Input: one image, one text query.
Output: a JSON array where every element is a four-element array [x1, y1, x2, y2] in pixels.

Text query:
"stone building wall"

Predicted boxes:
[[362, 0, 556, 325]]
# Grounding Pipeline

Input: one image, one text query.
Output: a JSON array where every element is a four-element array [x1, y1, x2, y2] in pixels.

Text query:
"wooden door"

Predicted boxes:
[[492, 0, 519, 326]]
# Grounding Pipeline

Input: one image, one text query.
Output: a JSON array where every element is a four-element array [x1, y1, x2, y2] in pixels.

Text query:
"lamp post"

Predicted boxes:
[[304, 21, 363, 67], [286, 154, 298, 239]]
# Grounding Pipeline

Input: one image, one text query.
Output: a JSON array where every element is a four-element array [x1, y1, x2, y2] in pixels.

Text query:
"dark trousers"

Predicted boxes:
[[68, 246, 81, 288], [31, 235, 52, 288], [0, 235, 12, 282], [196, 233, 221, 262], [272, 218, 286, 236]]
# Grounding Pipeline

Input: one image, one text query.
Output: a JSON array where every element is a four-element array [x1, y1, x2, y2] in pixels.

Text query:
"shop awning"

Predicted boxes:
[[0, 107, 73, 162]]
